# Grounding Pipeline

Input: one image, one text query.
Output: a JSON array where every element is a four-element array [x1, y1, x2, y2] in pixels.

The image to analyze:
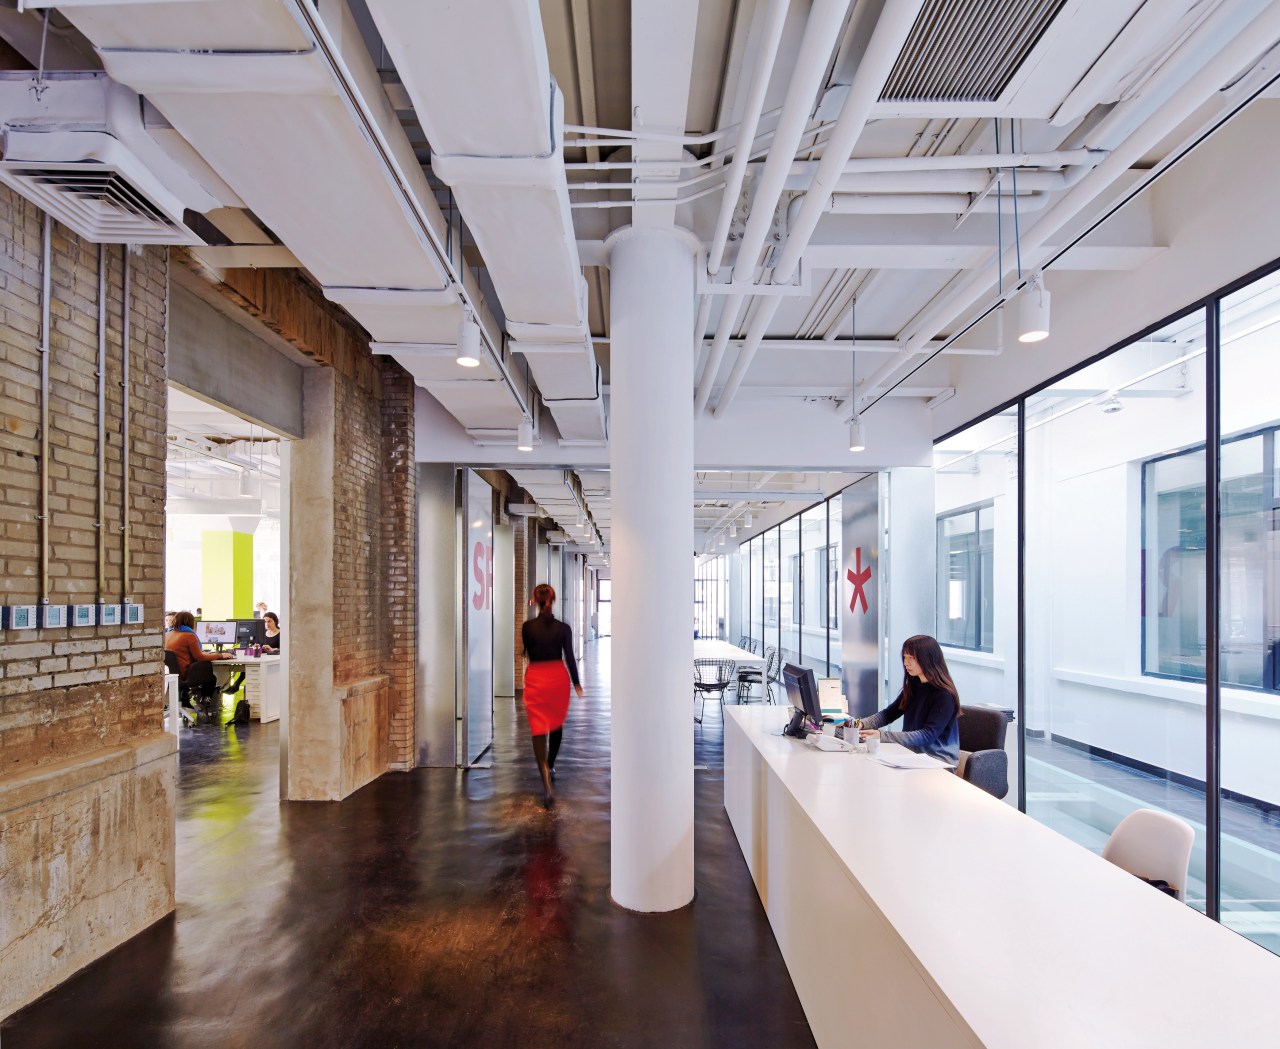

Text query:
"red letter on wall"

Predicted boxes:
[[473, 541, 486, 610]]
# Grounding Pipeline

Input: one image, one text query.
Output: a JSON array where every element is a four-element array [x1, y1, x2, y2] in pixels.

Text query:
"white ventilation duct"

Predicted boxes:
[[363, 0, 606, 443], [51, 0, 532, 436], [0, 74, 234, 244]]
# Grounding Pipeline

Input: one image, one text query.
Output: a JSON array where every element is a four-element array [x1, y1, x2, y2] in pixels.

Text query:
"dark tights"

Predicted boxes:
[[530, 727, 565, 804]]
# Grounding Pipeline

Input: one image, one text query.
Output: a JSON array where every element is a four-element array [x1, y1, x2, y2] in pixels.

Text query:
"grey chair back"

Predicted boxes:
[[956, 704, 1009, 800], [958, 705, 1007, 752]]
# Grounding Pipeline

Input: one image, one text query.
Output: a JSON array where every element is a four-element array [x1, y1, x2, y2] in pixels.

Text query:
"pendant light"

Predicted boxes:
[[456, 311, 481, 367], [848, 417, 866, 453], [516, 418, 533, 451], [743, 509, 753, 528], [1018, 274, 1050, 343]]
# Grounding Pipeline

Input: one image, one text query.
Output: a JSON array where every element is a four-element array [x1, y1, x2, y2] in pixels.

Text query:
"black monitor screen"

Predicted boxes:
[[236, 619, 266, 645], [782, 663, 822, 724]]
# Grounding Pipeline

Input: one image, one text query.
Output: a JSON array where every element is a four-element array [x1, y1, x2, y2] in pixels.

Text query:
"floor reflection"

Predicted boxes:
[[3, 639, 813, 1049]]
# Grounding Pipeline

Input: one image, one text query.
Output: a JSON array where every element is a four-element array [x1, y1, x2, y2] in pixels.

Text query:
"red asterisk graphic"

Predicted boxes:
[[848, 547, 871, 614]]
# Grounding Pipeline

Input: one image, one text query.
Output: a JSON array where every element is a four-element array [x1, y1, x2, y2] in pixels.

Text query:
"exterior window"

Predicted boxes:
[[1144, 428, 1278, 691], [937, 503, 994, 652]]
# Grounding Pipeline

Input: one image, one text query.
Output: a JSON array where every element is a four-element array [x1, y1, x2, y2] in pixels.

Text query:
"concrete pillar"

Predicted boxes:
[[606, 226, 698, 911], [289, 368, 339, 799]]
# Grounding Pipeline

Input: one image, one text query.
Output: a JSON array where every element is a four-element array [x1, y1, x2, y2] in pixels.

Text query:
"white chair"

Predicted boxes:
[[1102, 808, 1195, 902]]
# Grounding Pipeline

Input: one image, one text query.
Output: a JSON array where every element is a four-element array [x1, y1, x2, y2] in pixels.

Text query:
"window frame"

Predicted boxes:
[[1141, 424, 1279, 693], [936, 498, 996, 654]]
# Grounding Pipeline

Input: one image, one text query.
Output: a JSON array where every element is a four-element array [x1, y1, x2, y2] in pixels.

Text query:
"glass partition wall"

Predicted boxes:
[[939, 261, 1280, 954], [1024, 316, 1209, 907], [1218, 269, 1280, 952], [736, 493, 843, 679]]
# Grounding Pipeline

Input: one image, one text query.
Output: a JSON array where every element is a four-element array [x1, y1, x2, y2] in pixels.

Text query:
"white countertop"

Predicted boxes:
[[693, 639, 763, 665], [726, 705, 1280, 1049]]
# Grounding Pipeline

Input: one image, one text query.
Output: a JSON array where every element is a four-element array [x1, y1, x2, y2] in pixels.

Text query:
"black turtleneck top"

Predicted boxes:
[[521, 613, 581, 686]]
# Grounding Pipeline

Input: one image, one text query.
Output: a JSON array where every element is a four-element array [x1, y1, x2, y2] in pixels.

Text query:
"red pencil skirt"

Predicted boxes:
[[523, 660, 571, 736]]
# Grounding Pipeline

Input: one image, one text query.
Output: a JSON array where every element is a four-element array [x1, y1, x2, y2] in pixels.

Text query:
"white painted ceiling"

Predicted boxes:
[[7, 0, 1280, 553]]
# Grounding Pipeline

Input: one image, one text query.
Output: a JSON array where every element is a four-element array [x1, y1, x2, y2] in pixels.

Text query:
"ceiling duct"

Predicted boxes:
[[0, 147, 200, 244], [0, 74, 226, 244], [880, 0, 1068, 103]]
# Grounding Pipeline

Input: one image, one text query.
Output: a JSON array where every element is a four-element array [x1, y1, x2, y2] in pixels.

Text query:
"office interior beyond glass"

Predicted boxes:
[[935, 262, 1280, 956]]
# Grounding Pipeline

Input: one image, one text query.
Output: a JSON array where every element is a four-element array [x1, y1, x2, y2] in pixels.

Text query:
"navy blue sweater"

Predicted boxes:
[[860, 679, 959, 764]]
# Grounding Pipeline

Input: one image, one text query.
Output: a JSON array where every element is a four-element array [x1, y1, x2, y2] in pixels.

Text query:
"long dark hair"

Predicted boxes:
[[532, 583, 556, 617], [901, 634, 961, 716]]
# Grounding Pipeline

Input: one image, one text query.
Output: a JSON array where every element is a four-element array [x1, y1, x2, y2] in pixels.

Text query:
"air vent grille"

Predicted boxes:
[[881, 0, 1068, 103], [0, 160, 201, 245]]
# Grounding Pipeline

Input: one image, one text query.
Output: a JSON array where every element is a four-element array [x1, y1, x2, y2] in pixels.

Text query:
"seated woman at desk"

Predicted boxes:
[[164, 610, 232, 693], [856, 634, 960, 764], [262, 612, 282, 653]]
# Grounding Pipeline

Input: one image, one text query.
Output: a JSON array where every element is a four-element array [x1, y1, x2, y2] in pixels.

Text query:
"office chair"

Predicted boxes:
[[165, 650, 222, 724], [162, 650, 193, 729], [955, 705, 1009, 799], [1102, 808, 1196, 902], [693, 658, 735, 724], [736, 646, 778, 704]]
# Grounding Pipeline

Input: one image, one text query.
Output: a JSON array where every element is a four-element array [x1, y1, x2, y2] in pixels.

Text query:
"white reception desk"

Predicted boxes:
[[723, 705, 1280, 1049]]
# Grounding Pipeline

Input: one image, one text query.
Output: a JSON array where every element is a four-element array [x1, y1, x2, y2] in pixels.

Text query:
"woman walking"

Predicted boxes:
[[521, 584, 583, 808]]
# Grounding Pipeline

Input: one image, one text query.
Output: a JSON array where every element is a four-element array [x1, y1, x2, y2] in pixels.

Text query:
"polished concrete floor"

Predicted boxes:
[[4, 642, 814, 1048]]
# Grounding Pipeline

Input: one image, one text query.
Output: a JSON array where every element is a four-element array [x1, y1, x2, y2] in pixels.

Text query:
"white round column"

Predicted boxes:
[[606, 226, 697, 912]]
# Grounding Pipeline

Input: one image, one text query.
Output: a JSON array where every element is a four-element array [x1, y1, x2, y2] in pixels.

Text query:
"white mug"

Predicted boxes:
[[864, 735, 880, 754]]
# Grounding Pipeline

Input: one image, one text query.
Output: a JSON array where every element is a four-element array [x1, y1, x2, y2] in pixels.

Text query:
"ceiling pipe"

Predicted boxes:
[[728, 0, 854, 289], [828, 191, 1051, 215], [695, 296, 745, 414], [813, 168, 1072, 193], [771, 0, 930, 282], [705, 337, 999, 355], [1082, 0, 1271, 150], [695, 0, 855, 415], [706, 0, 790, 277], [714, 0, 925, 418], [854, 0, 1280, 416], [803, 148, 1103, 175]]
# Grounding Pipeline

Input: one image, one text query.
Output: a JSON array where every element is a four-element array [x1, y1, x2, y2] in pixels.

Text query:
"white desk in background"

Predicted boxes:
[[723, 704, 1280, 1049], [213, 655, 282, 723], [693, 639, 764, 669]]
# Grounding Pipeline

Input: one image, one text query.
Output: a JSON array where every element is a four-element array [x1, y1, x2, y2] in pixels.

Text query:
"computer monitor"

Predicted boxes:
[[782, 662, 823, 737], [236, 619, 266, 646], [195, 620, 236, 647]]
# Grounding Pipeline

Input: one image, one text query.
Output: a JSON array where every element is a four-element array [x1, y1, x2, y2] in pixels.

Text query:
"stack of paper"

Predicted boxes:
[[870, 750, 950, 770]]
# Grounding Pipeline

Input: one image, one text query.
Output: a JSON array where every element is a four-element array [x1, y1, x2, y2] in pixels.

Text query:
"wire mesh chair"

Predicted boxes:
[[694, 658, 736, 724]]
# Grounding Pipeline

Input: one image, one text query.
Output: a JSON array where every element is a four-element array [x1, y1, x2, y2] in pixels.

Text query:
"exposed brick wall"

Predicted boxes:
[[379, 358, 415, 768], [178, 252, 417, 777], [330, 367, 382, 684], [0, 189, 168, 775]]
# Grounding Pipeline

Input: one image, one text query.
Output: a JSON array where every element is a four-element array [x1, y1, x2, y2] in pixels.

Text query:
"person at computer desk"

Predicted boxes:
[[164, 610, 233, 693], [856, 634, 960, 764], [261, 612, 282, 653]]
